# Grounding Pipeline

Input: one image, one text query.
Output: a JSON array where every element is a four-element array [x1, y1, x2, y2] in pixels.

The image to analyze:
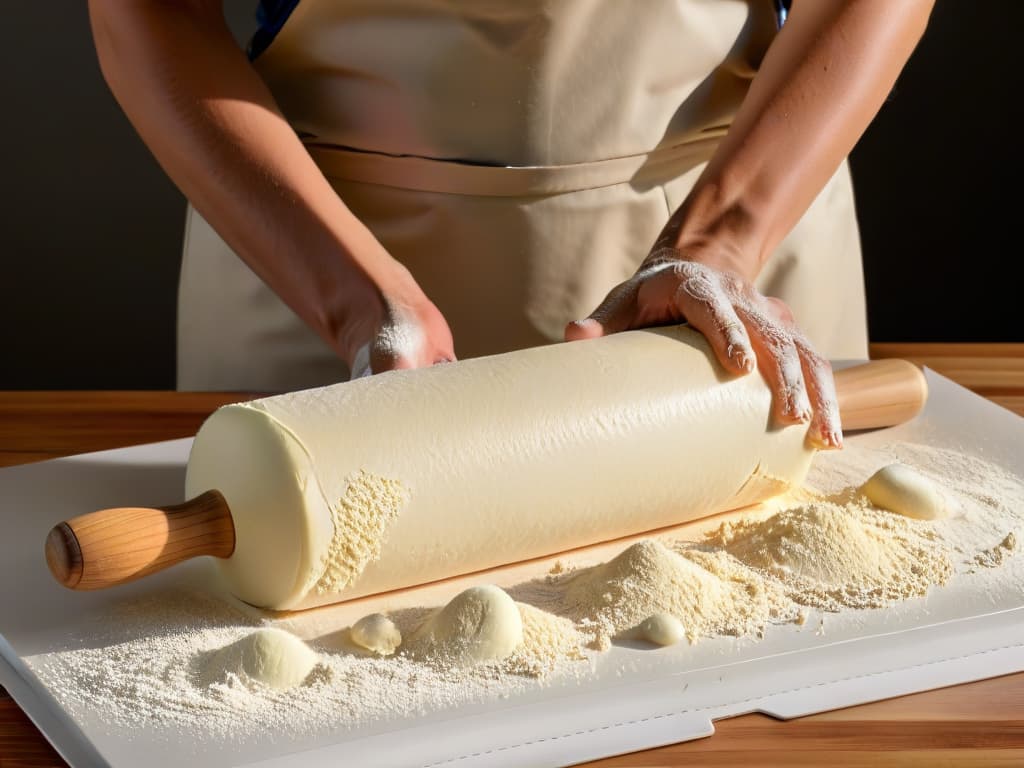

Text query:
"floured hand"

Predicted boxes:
[[350, 297, 455, 379], [339, 259, 456, 379], [565, 248, 841, 449]]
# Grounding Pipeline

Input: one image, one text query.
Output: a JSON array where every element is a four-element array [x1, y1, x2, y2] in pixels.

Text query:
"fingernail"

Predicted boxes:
[[812, 429, 842, 450], [728, 344, 754, 373], [569, 318, 599, 333], [790, 394, 812, 423]]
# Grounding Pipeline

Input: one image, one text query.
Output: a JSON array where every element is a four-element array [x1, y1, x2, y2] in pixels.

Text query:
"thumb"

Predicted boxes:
[[564, 317, 606, 342], [564, 280, 639, 342]]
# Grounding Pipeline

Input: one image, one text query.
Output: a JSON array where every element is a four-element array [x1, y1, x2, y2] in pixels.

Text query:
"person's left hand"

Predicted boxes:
[[564, 247, 841, 449]]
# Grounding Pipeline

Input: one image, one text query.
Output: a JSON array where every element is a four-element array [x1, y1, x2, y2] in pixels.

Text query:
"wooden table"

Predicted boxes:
[[2, 343, 1022, 767]]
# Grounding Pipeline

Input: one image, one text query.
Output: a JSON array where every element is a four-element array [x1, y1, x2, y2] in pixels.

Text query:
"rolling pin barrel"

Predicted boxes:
[[44, 331, 927, 605]]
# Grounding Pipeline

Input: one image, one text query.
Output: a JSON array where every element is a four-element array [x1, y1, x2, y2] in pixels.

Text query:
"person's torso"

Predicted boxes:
[[177, 0, 867, 392], [251, 0, 781, 168]]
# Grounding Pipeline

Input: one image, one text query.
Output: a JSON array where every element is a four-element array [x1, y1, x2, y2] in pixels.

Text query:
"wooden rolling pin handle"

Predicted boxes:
[[45, 490, 235, 591], [834, 358, 928, 432]]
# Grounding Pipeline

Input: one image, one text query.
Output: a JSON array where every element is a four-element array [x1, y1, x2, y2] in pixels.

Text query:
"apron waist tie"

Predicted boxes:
[[306, 132, 724, 197]]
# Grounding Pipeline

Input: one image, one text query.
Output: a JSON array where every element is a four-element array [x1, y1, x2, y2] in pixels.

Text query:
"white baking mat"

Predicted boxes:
[[2, 369, 1023, 768]]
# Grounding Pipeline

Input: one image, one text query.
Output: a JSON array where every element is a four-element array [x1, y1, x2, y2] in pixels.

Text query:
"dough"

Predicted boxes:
[[199, 628, 318, 690], [860, 463, 952, 520], [404, 585, 523, 666], [350, 613, 402, 656], [634, 612, 686, 646], [186, 326, 815, 610]]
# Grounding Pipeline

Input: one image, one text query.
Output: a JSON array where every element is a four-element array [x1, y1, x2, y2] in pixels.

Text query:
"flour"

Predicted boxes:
[[350, 314, 427, 378], [708, 499, 953, 610], [402, 585, 523, 667], [314, 471, 409, 596], [32, 591, 571, 741], [29, 441, 1024, 741], [503, 603, 587, 677], [973, 531, 1017, 568], [554, 540, 792, 646]]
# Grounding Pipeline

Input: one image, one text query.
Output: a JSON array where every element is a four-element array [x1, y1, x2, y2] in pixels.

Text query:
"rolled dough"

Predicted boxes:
[[185, 326, 814, 610], [198, 628, 318, 691], [350, 613, 402, 656], [860, 463, 952, 520], [634, 612, 686, 646]]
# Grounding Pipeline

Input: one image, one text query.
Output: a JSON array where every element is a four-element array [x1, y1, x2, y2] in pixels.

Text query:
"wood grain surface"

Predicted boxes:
[[1, 343, 1022, 767], [0, 391, 259, 468]]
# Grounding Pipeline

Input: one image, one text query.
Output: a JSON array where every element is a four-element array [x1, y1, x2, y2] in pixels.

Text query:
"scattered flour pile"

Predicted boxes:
[[31, 591, 581, 740], [314, 471, 409, 595], [503, 603, 587, 677], [28, 441, 1024, 741], [974, 532, 1017, 568], [708, 500, 953, 610], [557, 540, 790, 647], [402, 585, 523, 667]]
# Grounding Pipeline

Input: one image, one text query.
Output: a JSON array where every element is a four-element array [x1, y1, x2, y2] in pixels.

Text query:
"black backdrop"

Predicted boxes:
[[848, 0, 1021, 344], [1, 1, 1019, 389]]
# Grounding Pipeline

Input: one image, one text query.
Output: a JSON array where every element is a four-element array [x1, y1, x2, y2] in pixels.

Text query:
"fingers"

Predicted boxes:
[[368, 302, 456, 374], [794, 335, 842, 449], [569, 255, 833, 438], [666, 263, 754, 376], [369, 335, 454, 373], [736, 301, 812, 426], [369, 320, 424, 372], [564, 278, 641, 342]]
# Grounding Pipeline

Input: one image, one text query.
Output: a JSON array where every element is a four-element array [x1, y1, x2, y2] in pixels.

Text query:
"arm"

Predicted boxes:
[[88, 0, 454, 374], [568, 0, 935, 447]]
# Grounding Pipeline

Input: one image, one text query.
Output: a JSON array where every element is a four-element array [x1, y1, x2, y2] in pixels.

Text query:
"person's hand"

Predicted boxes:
[[345, 267, 456, 378], [564, 247, 841, 449]]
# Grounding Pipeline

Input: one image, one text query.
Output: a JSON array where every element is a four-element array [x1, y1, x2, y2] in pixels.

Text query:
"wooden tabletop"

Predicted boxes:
[[1, 343, 1022, 767]]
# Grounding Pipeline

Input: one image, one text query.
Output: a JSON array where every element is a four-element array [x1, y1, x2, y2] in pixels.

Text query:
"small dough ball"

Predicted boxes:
[[350, 613, 402, 656], [200, 627, 318, 690], [406, 585, 523, 666], [635, 613, 686, 646], [860, 463, 952, 520]]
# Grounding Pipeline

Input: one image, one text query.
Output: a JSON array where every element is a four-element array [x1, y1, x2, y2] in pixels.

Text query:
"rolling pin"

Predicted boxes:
[[45, 326, 928, 611]]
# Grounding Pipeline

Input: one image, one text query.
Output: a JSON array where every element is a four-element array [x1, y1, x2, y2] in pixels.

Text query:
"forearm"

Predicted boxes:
[[663, 0, 935, 280], [88, 0, 396, 357]]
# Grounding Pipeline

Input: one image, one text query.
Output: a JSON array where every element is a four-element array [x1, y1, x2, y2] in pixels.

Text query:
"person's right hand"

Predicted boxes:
[[345, 268, 456, 379]]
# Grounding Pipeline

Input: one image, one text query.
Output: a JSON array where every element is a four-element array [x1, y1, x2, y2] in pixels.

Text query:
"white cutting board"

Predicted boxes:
[[2, 370, 1023, 768]]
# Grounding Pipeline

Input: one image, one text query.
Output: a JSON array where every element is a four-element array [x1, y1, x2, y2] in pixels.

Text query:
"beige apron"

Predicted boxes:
[[178, 0, 868, 391]]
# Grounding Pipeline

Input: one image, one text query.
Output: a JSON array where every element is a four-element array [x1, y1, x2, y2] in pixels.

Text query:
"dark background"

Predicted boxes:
[[1, 1, 1019, 389]]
